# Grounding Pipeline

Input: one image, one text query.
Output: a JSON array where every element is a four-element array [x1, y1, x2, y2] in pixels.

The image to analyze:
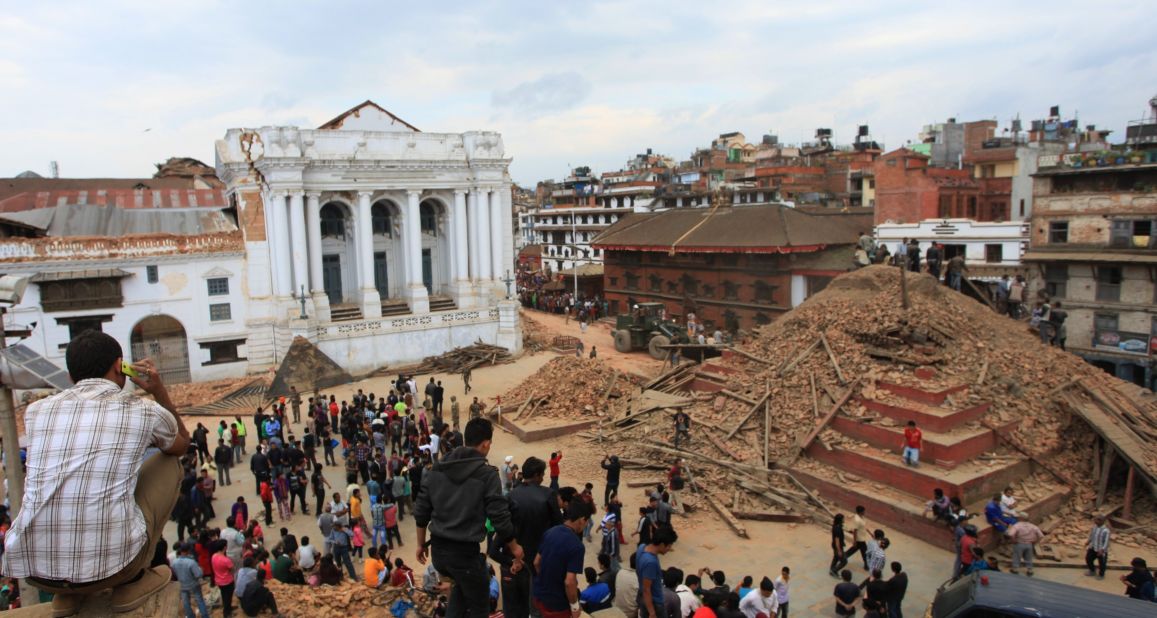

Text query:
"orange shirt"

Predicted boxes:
[[364, 557, 387, 587]]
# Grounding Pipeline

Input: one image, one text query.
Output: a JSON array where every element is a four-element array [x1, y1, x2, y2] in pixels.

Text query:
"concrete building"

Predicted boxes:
[[1022, 152, 1157, 389], [0, 101, 522, 383], [215, 101, 520, 373], [592, 203, 868, 333]]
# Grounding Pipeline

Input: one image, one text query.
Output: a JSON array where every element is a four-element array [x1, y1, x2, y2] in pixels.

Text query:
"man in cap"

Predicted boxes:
[[738, 576, 779, 618], [501, 456, 516, 495]]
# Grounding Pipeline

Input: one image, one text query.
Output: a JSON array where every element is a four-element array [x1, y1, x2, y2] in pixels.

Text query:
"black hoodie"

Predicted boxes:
[[414, 446, 514, 547]]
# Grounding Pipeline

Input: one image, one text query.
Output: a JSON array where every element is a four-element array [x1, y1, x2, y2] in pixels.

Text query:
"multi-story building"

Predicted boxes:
[[1022, 135, 1157, 388], [592, 202, 868, 333], [527, 167, 632, 274], [0, 101, 522, 382]]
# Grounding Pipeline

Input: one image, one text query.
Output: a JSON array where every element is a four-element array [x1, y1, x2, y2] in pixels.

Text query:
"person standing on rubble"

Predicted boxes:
[[673, 410, 692, 449], [416, 418, 524, 618], [946, 254, 967, 291], [906, 239, 921, 273], [926, 243, 943, 281]]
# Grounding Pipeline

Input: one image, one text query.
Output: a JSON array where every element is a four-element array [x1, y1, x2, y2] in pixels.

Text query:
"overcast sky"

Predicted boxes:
[[3, 1, 1155, 186]]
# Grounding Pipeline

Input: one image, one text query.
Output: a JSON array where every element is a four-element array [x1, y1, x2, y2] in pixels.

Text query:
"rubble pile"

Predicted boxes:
[[521, 312, 551, 352], [584, 265, 1156, 549], [501, 356, 640, 420], [166, 376, 267, 410], [373, 342, 514, 378], [264, 578, 438, 618]]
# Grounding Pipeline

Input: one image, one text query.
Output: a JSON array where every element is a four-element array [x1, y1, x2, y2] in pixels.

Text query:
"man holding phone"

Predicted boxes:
[[1, 330, 190, 616]]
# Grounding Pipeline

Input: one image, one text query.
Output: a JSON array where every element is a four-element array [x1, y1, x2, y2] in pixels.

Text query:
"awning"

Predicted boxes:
[[1021, 251, 1157, 264], [30, 268, 133, 282]]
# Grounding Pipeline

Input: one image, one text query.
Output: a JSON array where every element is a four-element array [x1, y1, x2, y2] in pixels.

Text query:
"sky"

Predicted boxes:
[[2, 1, 1156, 186]]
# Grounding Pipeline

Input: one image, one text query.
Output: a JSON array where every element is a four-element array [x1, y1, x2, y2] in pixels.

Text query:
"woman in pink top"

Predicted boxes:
[[211, 540, 236, 617]]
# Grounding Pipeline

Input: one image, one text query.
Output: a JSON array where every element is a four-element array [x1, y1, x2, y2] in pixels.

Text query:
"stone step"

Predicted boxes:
[[806, 442, 1031, 505], [330, 304, 364, 322], [380, 301, 410, 317], [830, 415, 1018, 468], [876, 380, 969, 405], [858, 395, 990, 433], [792, 463, 1071, 552], [428, 296, 457, 312]]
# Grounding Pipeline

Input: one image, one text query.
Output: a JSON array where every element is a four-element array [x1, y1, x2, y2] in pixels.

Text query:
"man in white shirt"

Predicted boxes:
[[739, 576, 779, 618], [330, 494, 350, 527], [675, 574, 702, 618], [296, 536, 318, 571]]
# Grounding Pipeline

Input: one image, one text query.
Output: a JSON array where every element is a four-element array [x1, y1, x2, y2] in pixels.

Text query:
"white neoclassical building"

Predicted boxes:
[[215, 101, 521, 373]]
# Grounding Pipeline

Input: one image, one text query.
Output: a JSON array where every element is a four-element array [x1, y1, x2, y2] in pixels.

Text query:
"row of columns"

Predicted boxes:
[[266, 187, 507, 319]]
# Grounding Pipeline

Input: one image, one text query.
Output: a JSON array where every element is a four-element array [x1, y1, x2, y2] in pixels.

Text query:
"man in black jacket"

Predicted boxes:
[[213, 438, 233, 486], [601, 455, 621, 507], [415, 418, 523, 618], [886, 561, 908, 618], [497, 457, 561, 618], [250, 446, 270, 496]]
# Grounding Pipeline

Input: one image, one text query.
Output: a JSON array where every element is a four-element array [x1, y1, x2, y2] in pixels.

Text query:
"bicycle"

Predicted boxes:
[[369, 571, 445, 618]]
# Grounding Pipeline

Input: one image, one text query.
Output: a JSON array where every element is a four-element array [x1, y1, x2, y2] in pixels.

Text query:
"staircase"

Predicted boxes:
[[329, 304, 364, 322], [380, 299, 410, 317], [793, 378, 1070, 551], [428, 295, 457, 312]]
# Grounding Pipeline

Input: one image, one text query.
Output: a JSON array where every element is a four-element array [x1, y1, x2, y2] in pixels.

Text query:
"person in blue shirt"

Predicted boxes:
[[489, 565, 500, 612], [983, 494, 1016, 534], [172, 543, 209, 618], [532, 501, 592, 618], [637, 527, 679, 618], [580, 567, 613, 613]]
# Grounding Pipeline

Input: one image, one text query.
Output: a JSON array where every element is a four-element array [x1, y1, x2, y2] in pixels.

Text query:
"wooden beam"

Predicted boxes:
[[732, 511, 809, 523], [763, 385, 771, 468], [626, 479, 666, 488], [783, 471, 836, 519], [1124, 464, 1137, 521], [820, 333, 847, 385], [778, 338, 821, 377], [721, 390, 759, 406], [791, 380, 860, 457], [731, 347, 772, 365], [725, 391, 773, 440], [705, 429, 746, 462], [1095, 445, 1116, 508], [810, 372, 819, 419]]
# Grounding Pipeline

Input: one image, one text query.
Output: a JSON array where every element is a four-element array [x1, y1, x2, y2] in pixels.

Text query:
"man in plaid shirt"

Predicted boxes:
[[0, 331, 190, 616]]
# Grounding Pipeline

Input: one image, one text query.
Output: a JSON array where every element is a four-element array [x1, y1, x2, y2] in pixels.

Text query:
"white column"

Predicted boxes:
[[356, 191, 382, 318], [406, 190, 430, 313], [305, 192, 329, 319], [288, 191, 308, 298], [477, 188, 492, 281], [489, 186, 505, 285], [453, 190, 469, 280], [467, 190, 481, 280], [270, 191, 292, 297]]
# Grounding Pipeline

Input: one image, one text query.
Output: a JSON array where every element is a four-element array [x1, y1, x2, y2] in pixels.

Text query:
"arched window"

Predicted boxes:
[[320, 203, 345, 239], [372, 203, 392, 237], [420, 203, 437, 236]]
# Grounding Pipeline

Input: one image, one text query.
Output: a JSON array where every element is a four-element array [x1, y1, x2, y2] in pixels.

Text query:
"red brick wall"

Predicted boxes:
[[874, 152, 940, 224]]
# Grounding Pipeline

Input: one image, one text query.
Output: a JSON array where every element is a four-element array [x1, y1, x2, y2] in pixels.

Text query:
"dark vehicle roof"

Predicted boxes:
[[934, 571, 1153, 618]]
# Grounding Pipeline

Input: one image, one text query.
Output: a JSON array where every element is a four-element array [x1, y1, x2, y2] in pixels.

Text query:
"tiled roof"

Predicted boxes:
[[591, 204, 869, 253], [0, 188, 229, 213]]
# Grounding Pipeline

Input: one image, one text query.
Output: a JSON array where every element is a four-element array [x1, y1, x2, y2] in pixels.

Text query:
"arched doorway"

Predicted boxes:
[[131, 315, 191, 384], [419, 198, 450, 295], [371, 200, 404, 300], [319, 201, 357, 305]]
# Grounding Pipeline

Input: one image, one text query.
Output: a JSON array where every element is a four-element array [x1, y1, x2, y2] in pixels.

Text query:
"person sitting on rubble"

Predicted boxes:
[[1, 331, 190, 617], [923, 489, 953, 525], [984, 494, 1017, 534], [1000, 486, 1024, 518]]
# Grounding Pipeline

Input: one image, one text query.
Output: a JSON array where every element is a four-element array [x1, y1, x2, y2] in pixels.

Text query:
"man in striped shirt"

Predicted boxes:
[[1085, 515, 1111, 578], [0, 331, 190, 616]]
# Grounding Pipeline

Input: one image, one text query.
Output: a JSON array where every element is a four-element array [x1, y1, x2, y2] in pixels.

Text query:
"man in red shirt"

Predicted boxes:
[[548, 451, 563, 491], [901, 420, 922, 467]]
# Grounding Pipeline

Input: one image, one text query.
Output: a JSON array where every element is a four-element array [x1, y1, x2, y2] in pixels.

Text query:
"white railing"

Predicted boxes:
[[318, 307, 500, 339]]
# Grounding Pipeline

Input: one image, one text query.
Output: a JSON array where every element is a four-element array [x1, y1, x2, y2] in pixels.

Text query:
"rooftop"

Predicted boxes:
[[591, 203, 869, 254]]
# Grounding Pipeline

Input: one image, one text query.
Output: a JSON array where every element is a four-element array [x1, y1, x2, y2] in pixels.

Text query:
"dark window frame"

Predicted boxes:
[[39, 278, 124, 313], [206, 277, 229, 296], [146, 265, 158, 284], [199, 339, 247, 366], [1048, 221, 1068, 244], [1044, 264, 1068, 299], [209, 302, 232, 322], [984, 244, 1003, 263], [1095, 266, 1123, 302]]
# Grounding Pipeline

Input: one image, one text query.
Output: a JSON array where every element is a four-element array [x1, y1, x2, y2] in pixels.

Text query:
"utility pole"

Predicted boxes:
[[900, 253, 910, 310]]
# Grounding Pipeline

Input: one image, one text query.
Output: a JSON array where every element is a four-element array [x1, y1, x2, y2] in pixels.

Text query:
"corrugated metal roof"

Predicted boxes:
[[0, 188, 229, 213], [30, 268, 132, 282], [0, 204, 237, 237], [591, 204, 870, 253]]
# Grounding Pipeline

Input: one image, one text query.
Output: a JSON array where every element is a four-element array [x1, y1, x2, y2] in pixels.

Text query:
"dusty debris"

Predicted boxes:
[[501, 356, 642, 420]]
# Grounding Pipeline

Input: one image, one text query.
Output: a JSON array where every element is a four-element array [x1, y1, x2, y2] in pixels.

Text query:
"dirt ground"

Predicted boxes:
[[7, 306, 1144, 616]]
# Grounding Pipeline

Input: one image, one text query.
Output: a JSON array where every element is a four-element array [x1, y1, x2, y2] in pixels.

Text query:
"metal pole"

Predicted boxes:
[[0, 307, 39, 605], [572, 213, 578, 299]]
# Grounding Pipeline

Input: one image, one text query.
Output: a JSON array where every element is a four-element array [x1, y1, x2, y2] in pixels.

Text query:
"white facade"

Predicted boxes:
[[0, 104, 522, 384], [215, 105, 521, 375], [875, 218, 1029, 279], [528, 206, 633, 273]]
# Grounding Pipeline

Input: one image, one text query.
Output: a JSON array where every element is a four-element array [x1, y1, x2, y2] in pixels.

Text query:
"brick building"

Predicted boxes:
[[591, 203, 869, 333], [1022, 155, 1157, 389], [873, 148, 980, 224]]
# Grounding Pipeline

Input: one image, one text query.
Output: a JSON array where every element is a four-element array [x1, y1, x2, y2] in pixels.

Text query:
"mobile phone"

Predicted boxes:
[[121, 361, 140, 378]]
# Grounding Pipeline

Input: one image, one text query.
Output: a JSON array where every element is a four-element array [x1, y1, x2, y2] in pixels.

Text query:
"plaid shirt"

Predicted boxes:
[[1, 379, 178, 582]]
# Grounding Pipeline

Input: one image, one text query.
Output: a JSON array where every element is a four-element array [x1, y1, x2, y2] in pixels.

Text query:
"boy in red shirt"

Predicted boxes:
[[902, 420, 922, 467], [548, 450, 563, 490]]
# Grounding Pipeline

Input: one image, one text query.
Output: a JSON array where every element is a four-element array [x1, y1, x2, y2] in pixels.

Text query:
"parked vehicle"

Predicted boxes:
[[929, 571, 1154, 617]]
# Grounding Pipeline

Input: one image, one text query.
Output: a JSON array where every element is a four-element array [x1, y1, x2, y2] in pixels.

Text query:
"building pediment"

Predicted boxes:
[[202, 266, 234, 279]]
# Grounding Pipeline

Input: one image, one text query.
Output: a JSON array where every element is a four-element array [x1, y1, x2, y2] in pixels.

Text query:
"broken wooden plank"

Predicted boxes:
[[810, 372, 819, 419], [601, 370, 620, 401], [732, 511, 809, 523], [730, 347, 772, 365], [778, 338, 821, 376], [820, 333, 848, 385], [687, 466, 747, 539], [783, 471, 836, 519], [763, 386, 771, 468], [725, 391, 773, 440], [720, 390, 759, 406], [626, 479, 667, 488], [704, 429, 746, 462], [793, 380, 860, 455], [976, 360, 989, 387]]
